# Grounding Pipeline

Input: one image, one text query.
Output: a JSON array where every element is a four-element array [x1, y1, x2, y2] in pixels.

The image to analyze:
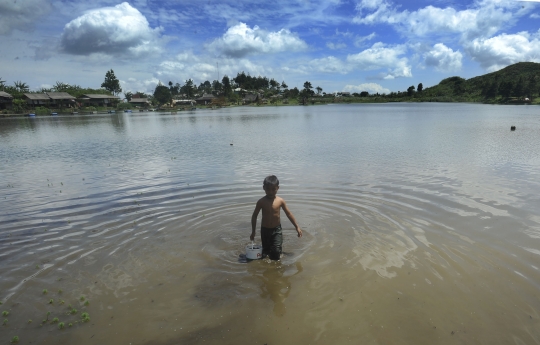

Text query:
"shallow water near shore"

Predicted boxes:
[[1, 103, 540, 344]]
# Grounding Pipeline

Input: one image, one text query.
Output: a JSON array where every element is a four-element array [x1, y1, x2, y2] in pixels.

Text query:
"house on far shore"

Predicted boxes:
[[23, 93, 50, 107], [47, 92, 76, 107], [196, 93, 216, 105], [79, 94, 120, 107], [243, 94, 258, 104], [0, 91, 13, 110], [128, 98, 150, 107]]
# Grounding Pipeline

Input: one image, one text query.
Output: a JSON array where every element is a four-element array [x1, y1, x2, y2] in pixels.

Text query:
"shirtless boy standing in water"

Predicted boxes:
[[250, 175, 302, 260]]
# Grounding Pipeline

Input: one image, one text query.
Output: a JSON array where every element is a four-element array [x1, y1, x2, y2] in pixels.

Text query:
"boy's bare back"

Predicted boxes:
[[257, 195, 286, 228]]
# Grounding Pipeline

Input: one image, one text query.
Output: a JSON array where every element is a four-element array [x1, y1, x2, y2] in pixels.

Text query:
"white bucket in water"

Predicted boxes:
[[246, 243, 263, 260]]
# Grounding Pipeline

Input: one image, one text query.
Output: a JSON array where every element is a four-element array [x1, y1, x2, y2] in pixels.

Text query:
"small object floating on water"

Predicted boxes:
[[511, 125, 516, 131]]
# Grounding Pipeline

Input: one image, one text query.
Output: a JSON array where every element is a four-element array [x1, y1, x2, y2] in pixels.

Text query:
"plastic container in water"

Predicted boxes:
[[246, 243, 263, 260]]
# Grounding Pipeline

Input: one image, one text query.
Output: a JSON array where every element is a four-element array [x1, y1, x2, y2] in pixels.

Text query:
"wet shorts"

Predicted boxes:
[[261, 225, 282, 260]]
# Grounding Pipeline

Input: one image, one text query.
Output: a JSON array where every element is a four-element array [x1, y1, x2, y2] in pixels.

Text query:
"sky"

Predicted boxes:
[[1, 0, 540, 96]]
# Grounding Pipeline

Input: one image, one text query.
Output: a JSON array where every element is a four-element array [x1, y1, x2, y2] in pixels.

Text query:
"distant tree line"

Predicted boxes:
[[5, 62, 540, 111]]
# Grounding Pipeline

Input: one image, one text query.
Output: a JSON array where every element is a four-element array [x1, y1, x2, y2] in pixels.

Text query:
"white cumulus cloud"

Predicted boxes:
[[354, 0, 522, 41], [464, 31, 540, 71], [156, 50, 271, 85], [354, 32, 376, 47], [327, 42, 347, 50], [60, 2, 162, 57], [310, 56, 351, 74], [343, 83, 390, 94], [424, 43, 463, 72], [0, 0, 52, 35], [207, 22, 308, 58], [347, 42, 412, 79]]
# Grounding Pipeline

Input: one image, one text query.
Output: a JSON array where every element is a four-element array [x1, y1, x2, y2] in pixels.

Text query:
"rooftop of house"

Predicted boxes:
[[196, 94, 216, 100], [47, 92, 76, 100], [80, 94, 119, 99], [128, 98, 149, 103], [23, 93, 50, 100]]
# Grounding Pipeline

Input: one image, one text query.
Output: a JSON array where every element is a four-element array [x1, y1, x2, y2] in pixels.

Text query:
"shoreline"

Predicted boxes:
[[2, 100, 537, 118]]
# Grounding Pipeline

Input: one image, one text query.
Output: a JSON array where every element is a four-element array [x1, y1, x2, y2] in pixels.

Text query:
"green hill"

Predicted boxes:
[[420, 62, 540, 103]]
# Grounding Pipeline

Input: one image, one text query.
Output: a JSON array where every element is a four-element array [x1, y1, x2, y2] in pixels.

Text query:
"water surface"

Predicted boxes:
[[1, 103, 540, 344]]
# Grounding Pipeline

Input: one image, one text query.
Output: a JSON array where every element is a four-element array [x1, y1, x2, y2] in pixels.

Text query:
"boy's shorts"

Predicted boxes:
[[261, 225, 282, 260]]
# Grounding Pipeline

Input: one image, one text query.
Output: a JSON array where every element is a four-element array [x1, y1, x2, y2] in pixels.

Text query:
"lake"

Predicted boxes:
[[1, 103, 540, 344]]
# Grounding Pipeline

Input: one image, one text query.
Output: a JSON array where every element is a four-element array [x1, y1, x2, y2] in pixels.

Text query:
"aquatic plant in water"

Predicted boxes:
[[2, 311, 8, 316], [68, 323, 73, 327], [43, 289, 47, 294], [10, 336, 19, 343], [28, 319, 32, 323], [81, 312, 90, 322], [84, 300, 89, 306], [52, 317, 59, 323], [80, 296, 85, 302], [48, 299, 54, 304], [3, 319, 8, 325], [58, 322, 65, 329], [70, 308, 77, 315]]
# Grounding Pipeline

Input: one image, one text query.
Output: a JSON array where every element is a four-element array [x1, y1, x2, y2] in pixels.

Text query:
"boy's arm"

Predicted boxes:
[[250, 200, 262, 241], [281, 200, 302, 238]]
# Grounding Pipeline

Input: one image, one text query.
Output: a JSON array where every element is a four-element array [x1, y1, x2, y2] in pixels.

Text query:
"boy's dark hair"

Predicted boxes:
[[263, 175, 279, 187]]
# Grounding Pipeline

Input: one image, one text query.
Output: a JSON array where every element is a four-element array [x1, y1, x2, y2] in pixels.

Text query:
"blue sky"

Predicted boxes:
[[1, 0, 540, 96]]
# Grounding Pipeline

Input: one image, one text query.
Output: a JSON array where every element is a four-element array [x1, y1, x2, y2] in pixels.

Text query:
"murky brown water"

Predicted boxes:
[[1, 103, 540, 344]]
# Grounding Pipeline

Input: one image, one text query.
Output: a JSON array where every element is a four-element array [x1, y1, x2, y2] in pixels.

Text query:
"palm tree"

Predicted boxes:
[[54, 81, 69, 92], [14, 81, 29, 93], [316, 86, 322, 95]]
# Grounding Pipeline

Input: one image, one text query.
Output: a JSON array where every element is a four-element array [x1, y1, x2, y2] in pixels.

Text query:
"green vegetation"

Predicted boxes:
[[348, 62, 540, 104], [2, 311, 8, 316], [10, 336, 19, 343], [3, 62, 540, 116], [153, 83, 172, 106], [101, 69, 122, 96], [58, 322, 65, 329], [81, 312, 90, 322]]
